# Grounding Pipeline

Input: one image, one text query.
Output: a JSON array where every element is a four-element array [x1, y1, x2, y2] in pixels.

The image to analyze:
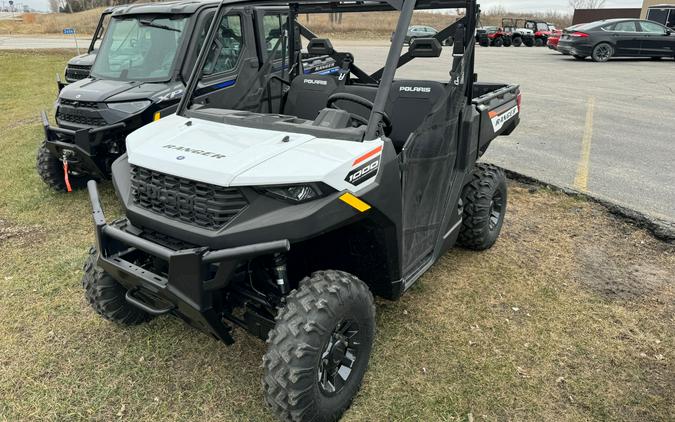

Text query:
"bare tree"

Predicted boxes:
[[569, 0, 606, 9]]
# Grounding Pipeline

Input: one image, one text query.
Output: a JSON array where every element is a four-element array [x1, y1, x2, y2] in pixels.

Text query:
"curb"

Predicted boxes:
[[502, 168, 675, 244]]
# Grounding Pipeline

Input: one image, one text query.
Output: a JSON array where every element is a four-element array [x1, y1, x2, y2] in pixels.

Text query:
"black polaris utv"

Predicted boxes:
[[81, 0, 521, 420], [59, 8, 113, 87], [38, 0, 336, 192]]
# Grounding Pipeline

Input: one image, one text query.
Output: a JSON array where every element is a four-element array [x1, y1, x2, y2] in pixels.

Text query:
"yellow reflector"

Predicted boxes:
[[153, 112, 161, 121], [339, 193, 371, 212]]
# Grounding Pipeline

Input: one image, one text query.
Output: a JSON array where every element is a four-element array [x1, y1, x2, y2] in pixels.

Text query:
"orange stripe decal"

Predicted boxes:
[[488, 111, 498, 118], [353, 145, 383, 166]]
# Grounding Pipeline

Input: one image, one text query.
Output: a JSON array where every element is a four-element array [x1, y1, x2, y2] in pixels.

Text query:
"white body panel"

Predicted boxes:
[[126, 113, 384, 192]]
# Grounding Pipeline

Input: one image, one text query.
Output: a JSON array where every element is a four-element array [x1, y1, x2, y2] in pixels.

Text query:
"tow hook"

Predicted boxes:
[[61, 150, 74, 192], [273, 253, 289, 295]]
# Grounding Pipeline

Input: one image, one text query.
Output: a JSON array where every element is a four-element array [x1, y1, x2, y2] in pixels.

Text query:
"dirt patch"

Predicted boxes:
[[0, 218, 44, 247], [577, 245, 672, 301]]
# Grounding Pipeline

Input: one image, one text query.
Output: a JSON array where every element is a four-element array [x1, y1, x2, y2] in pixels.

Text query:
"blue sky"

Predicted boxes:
[[15, 0, 644, 13]]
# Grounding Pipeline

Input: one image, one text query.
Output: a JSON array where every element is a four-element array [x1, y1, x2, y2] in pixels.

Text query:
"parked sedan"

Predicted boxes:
[[391, 25, 453, 45], [557, 18, 675, 62]]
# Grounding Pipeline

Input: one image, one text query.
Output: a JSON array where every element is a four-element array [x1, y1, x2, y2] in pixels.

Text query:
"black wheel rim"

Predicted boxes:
[[488, 190, 504, 231], [595, 45, 611, 61], [318, 319, 360, 396]]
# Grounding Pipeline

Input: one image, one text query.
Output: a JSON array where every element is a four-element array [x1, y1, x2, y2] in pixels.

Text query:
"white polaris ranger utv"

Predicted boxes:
[[82, 0, 521, 420]]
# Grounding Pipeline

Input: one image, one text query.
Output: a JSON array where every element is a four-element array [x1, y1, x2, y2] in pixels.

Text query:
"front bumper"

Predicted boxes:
[[87, 181, 290, 344], [42, 111, 125, 179]]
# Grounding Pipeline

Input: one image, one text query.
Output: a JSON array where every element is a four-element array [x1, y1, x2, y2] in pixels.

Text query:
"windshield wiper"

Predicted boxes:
[[139, 19, 181, 32]]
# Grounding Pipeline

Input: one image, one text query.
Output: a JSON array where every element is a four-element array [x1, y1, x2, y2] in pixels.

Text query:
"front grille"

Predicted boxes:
[[60, 98, 99, 109], [65, 65, 91, 82], [130, 165, 248, 230], [56, 111, 106, 126]]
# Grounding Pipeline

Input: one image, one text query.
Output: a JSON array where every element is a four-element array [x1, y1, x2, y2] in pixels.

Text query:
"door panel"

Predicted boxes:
[[638, 21, 674, 57], [607, 21, 641, 55], [192, 12, 260, 110]]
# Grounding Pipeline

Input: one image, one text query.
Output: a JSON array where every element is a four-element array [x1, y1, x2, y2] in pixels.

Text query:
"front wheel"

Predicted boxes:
[[263, 270, 375, 422], [592, 42, 613, 62], [535, 38, 545, 47], [524, 38, 535, 47], [37, 141, 87, 192], [492, 37, 504, 47], [457, 164, 508, 251], [82, 247, 153, 325]]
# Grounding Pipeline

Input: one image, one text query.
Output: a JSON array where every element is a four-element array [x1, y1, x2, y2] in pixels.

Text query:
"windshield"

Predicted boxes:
[[91, 15, 189, 82]]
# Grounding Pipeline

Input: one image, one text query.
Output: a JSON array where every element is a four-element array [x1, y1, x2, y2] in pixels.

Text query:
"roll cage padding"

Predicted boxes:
[[370, 16, 467, 80], [283, 75, 447, 151]]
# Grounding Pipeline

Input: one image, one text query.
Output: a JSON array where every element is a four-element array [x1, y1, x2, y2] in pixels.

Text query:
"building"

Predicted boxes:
[[572, 8, 641, 25], [642, 0, 675, 18]]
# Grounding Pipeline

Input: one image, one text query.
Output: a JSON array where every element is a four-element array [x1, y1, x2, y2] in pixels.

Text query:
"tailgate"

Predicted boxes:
[[472, 83, 520, 151]]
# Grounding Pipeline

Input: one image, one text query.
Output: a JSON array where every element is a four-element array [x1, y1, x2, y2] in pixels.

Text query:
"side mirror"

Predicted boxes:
[[408, 38, 442, 58]]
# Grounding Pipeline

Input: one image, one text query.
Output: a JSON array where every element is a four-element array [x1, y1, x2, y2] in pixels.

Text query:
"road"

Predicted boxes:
[[1, 36, 674, 221], [0, 35, 90, 50], [332, 41, 675, 222]]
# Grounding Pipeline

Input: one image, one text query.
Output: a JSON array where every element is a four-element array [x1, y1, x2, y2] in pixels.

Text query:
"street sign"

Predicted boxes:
[[63, 28, 80, 55]]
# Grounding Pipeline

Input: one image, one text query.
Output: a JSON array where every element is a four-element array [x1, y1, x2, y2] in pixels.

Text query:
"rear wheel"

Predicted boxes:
[[592, 42, 613, 62], [263, 270, 375, 422], [458, 164, 508, 251], [512, 37, 523, 47], [492, 37, 504, 47], [82, 247, 153, 325], [503, 37, 512, 47], [535, 37, 545, 47], [36, 141, 87, 192], [524, 37, 535, 47], [479, 38, 490, 47]]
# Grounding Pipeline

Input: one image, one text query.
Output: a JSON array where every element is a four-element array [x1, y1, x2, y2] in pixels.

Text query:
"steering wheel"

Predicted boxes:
[[326, 92, 392, 135]]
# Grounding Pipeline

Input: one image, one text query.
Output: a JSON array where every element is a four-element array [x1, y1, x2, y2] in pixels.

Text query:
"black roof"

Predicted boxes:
[[112, 0, 221, 16], [111, 0, 475, 16]]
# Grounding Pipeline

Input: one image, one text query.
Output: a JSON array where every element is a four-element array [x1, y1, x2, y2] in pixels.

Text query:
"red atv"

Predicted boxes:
[[477, 26, 512, 47], [520, 19, 556, 47]]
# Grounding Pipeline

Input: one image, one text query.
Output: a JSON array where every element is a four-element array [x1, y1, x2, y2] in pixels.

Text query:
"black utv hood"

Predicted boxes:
[[59, 78, 178, 103], [67, 53, 97, 67]]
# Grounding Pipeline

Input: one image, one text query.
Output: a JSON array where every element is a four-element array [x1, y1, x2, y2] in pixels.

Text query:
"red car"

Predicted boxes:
[[549, 24, 578, 53], [547, 33, 561, 50]]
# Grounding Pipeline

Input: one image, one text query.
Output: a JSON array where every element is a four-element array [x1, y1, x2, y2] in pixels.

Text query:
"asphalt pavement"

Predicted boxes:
[[0, 35, 88, 50], [334, 41, 675, 223], [2, 36, 674, 222]]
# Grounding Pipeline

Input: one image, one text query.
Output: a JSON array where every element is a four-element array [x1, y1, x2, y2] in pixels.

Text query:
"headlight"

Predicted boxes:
[[260, 183, 334, 203], [107, 100, 151, 114]]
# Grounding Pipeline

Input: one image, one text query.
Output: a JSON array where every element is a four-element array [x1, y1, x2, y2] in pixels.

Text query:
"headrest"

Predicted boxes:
[[307, 38, 335, 56]]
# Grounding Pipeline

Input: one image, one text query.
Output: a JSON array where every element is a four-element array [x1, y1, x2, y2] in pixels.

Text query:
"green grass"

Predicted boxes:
[[1, 50, 674, 421]]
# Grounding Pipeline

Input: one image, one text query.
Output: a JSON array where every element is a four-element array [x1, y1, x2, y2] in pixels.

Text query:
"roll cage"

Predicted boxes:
[[177, 0, 479, 140]]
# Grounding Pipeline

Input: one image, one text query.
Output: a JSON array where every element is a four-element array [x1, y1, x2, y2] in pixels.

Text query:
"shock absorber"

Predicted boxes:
[[272, 253, 289, 295]]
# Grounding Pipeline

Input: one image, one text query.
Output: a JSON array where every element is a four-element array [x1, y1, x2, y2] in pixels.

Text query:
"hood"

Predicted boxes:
[[67, 53, 97, 67], [126, 115, 317, 187], [59, 78, 178, 103]]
